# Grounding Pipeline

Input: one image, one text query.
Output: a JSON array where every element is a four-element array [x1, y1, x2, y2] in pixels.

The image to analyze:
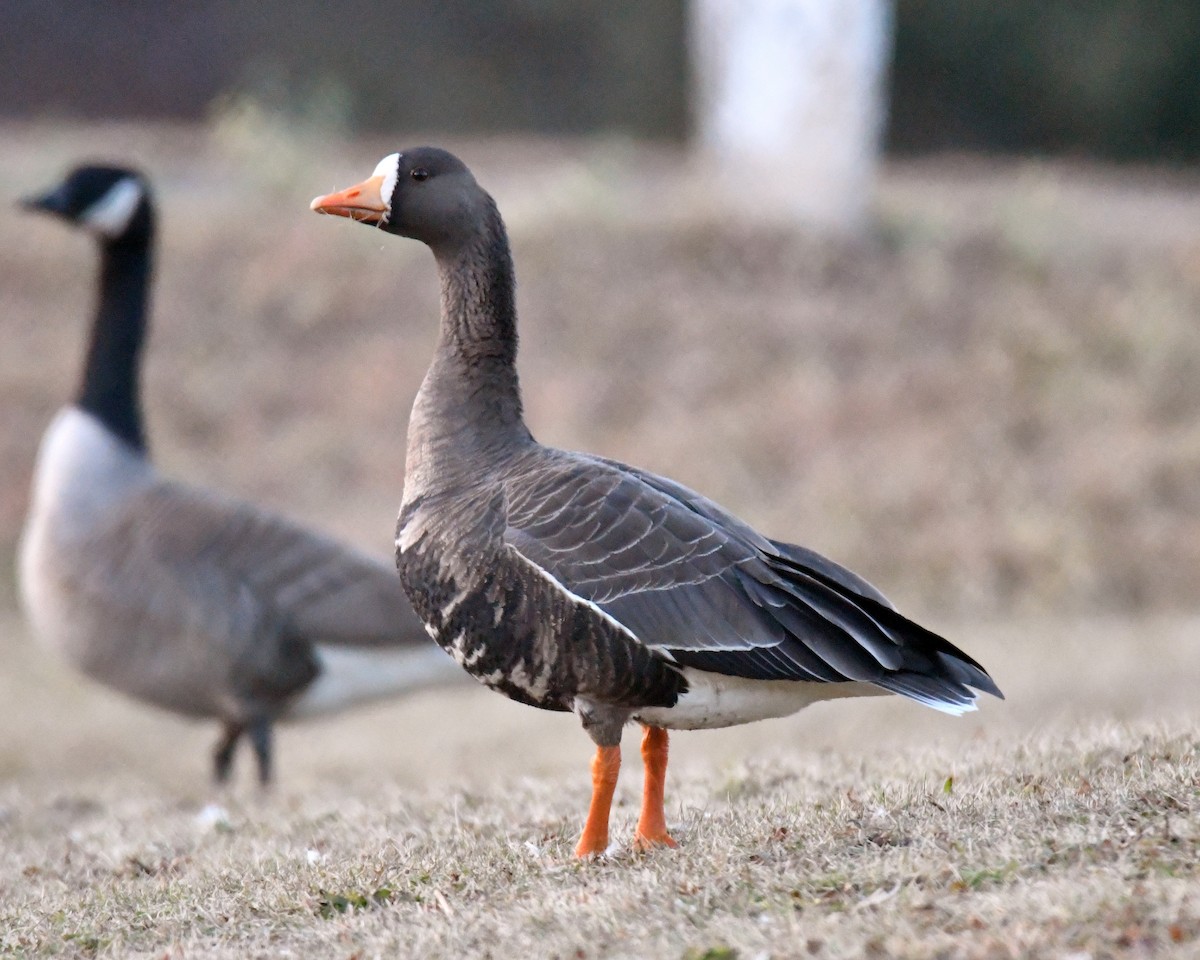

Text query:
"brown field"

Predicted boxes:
[[0, 121, 1198, 958], [1, 607, 1197, 959]]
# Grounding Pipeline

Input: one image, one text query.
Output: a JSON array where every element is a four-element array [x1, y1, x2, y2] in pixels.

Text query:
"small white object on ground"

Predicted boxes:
[[195, 803, 231, 831]]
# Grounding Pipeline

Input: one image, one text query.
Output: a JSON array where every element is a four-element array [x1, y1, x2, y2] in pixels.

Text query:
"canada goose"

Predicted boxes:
[[311, 148, 1002, 855], [20, 164, 459, 785]]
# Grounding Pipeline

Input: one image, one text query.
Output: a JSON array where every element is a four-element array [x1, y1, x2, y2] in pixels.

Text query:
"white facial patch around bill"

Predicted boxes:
[[80, 178, 144, 239], [373, 153, 400, 221]]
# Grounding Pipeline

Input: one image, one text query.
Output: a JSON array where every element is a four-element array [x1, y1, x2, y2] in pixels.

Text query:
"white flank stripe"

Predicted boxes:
[[507, 546, 645, 647], [902, 692, 978, 717], [287, 643, 460, 719], [504, 547, 978, 722]]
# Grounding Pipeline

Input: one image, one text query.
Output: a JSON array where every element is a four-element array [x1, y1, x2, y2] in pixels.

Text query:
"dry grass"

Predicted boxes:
[[0, 607, 1197, 959], [2, 121, 1200, 957]]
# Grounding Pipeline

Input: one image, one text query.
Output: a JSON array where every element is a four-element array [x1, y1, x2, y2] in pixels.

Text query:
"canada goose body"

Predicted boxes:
[[312, 148, 1002, 854], [20, 165, 458, 783]]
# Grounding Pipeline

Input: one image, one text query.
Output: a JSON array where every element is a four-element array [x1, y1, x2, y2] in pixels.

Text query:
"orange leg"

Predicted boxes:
[[575, 744, 621, 857], [634, 726, 678, 851]]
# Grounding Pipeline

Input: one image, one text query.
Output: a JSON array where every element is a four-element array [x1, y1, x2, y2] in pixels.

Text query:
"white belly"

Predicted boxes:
[[634, 667, 883, 730], [286, 643, 462, 719]]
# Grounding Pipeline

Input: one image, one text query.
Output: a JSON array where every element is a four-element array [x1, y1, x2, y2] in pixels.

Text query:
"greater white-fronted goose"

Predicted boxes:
[[20, 164, 459, 784], [311, 149, 1003, 855]]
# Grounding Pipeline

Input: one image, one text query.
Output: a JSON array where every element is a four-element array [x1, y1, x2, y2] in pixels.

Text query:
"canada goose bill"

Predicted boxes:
[[20, 190, 66, 215]]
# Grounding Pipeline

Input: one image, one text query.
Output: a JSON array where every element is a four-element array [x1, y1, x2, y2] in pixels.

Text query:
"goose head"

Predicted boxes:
[[310, 148, 491, 253], [21, 165, 153, 244]]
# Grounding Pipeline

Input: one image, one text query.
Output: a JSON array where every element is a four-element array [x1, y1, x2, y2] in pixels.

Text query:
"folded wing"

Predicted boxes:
[[502, 451, 1001, 711]]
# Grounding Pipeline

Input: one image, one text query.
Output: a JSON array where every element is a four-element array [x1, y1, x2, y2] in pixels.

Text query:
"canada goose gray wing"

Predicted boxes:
[[50, 473, 429, 723], [123, 478, 426, 654], [501, 450, 999, 709]]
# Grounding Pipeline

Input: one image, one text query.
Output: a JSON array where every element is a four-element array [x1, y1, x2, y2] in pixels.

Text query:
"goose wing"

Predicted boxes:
[[71, 477, 426, 704], [502, 451, 1001, 710]]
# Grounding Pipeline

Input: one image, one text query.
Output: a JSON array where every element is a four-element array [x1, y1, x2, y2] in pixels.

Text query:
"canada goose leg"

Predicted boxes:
[[575, 745, 621, 858], [212, 721, 244, 784], [633, 725, 677, 851], [247, 717, 273, 787]]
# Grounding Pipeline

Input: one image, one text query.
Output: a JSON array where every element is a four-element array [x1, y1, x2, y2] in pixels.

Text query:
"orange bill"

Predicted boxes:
[[310, 175, 388, 223]]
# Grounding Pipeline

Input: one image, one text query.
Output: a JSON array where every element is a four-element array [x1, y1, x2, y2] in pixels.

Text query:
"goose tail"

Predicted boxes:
[[768, 552, 1004, 714]]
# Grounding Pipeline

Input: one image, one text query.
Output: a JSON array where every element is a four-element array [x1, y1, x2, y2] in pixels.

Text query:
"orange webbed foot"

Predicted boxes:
[[575, 744, 621, 859], [633, 726, 679, 853], [632, 828, 678, 852], [575, 836, 612, 858]]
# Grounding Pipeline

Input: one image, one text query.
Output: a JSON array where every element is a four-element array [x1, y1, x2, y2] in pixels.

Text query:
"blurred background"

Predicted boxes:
[[1, 0, 1197, 787], [6, 0, 1200, 157]]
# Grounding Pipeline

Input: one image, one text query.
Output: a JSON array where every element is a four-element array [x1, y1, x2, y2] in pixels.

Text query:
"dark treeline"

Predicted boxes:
[[5, 0, 1199, 159], [890, 0, 1200, 160]]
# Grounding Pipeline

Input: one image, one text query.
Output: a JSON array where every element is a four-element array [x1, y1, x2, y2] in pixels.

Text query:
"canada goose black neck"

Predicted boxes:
[[22, 165, 154, 453], [79, 232, 152, 452]]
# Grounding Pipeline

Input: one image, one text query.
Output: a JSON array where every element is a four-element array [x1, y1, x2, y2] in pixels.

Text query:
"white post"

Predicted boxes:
[[690, 0, 892, 231]]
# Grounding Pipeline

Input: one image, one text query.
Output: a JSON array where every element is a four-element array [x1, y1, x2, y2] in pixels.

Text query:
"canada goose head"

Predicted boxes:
[[21, 165, 153, 244], [310, 148, 492, 254]]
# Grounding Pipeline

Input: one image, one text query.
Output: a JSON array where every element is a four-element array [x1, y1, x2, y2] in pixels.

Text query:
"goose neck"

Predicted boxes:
[[404, 212, 533, 499], [429, 205, 525, 431], [434, 204, 518, 359], [77, 237, 151, 453]]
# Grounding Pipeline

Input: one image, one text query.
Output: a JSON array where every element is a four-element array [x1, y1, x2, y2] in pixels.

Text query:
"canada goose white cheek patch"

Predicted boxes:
[[81, 178, 144, 238], [373, 153, 400, 224]]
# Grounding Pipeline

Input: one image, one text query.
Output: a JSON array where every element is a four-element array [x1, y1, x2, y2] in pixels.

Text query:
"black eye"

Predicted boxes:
[[410, 168, 430, 182]]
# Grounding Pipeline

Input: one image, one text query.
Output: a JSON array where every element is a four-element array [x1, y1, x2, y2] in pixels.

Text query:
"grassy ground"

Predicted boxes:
[[1, 122, 1199, 957], [0, 608, 1197, 959]]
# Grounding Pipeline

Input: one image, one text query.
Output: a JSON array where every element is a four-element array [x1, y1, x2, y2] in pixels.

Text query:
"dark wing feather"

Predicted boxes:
[[502, 450, 1002, 705]]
